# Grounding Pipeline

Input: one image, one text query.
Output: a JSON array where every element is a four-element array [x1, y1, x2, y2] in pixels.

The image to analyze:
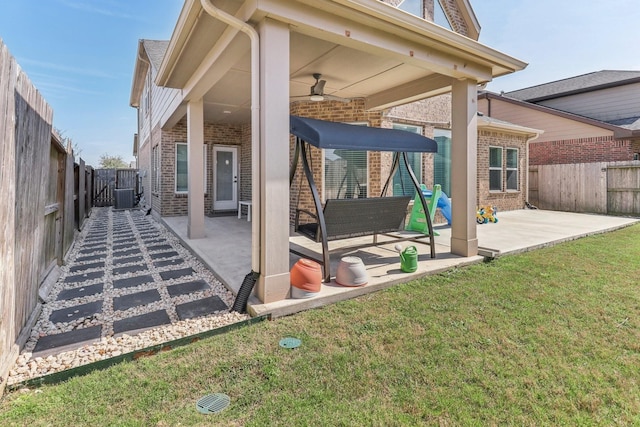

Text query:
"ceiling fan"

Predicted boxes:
[[291, 73, 350, 103]]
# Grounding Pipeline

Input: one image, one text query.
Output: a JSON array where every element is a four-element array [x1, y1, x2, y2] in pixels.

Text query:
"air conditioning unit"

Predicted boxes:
[[114, 188, 135, 209]]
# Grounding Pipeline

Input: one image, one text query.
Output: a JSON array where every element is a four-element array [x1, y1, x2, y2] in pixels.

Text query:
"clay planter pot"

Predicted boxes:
[[335, 256, 368, 287], [290, 259, 322, 298]]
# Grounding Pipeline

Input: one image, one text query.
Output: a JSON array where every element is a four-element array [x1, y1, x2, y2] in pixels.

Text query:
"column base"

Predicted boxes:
[[256, 271, 290, 303], [451, 237, 478, 257]]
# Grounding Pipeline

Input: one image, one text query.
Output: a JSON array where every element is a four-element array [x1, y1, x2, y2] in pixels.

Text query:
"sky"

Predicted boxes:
[[1, 0, 639, 167]]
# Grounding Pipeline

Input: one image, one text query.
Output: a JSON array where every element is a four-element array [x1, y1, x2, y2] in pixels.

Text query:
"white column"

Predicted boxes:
[[255, 18, 290, 303], [450, 79, 478, 257], [187, 98, 205, 239]]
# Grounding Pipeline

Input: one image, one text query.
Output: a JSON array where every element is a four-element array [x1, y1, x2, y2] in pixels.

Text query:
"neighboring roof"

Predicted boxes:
[[476, 114, 542, 138], [143, 40, 169, 71], [290, 116, 437, 152], [505, 70, 640, 102], [478, 91, 634, 139]]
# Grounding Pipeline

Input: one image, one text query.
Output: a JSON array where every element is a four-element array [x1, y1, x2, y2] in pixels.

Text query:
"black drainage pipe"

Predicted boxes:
[[231, 271, 259, 313]]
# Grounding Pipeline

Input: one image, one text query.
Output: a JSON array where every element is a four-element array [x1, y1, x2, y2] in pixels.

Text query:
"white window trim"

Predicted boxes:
[[175, 143, 207, 194], [506, 147, 519, 192], [489, 146, 503, 192]]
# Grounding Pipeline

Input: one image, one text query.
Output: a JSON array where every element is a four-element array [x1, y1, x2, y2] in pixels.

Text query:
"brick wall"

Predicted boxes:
[[530, 136, 635, 165], [158, 118, 244, 217], [478, 130, 528, 212]]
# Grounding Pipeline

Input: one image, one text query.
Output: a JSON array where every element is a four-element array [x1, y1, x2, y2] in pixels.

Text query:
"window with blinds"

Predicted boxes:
[[392, 124, 422, 196]]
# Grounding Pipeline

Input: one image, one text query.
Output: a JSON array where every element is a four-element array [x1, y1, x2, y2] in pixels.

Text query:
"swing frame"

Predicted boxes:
[[289, 116, 439, 282]]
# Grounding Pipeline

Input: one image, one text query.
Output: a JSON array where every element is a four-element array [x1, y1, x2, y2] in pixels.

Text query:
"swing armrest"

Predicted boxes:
[[294, 208, 317, 230]]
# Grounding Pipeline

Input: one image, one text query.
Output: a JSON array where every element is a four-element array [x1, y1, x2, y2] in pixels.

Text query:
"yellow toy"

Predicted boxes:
[[476, 205, 498, 224]]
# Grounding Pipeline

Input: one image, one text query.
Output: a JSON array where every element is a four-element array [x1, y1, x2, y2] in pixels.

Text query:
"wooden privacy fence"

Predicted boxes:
[[0, 40, 93, 394], [93, 168, 138, 206], [529, 161, 640, 215]]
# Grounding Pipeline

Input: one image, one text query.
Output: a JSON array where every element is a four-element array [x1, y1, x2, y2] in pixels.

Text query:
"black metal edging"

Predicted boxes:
[[8, 315, 268, 390]]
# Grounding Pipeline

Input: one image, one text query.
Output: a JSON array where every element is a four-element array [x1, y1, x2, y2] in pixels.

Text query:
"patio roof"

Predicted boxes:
[[290, 116, 438, 152]]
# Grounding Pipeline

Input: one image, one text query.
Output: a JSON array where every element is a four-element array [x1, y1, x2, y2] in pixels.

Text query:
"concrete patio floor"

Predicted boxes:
[[163, 209, 638, 318]]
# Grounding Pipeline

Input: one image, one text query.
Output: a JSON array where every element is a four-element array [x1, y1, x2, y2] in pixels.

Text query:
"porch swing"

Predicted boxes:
[[289, 116, 439, 282]]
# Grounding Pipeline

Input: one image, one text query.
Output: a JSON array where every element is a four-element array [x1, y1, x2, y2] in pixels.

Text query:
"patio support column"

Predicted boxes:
[[255, 18, 290, 303], [187, 98, 205, 239], [450, 78, 478, 257]]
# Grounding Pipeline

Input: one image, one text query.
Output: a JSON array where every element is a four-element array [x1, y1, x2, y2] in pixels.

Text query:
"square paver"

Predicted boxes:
[[113, 289, 161, 312], [159, 268, 194, 281], [113, 310, 171, 334], [75, 254, 105, 263], [167, 280, 210, 297], [175, 296, 228, 320], [113, 264, 147, 276], [147, 244, 173, 252], [149, 251, 179, 260], [69, 261, 105, 273], [57, 283, 104, 301], [78, 246, 107, 255], [113, 248, 141, 257], [64, 270, 104, 283], [113, 242, 137, 251], [49, 301, 103, 323], [113, 274, 155, 289], [112, 256, 144, 266], [153, 258, 185, 268], [33, 326, 102, 354]]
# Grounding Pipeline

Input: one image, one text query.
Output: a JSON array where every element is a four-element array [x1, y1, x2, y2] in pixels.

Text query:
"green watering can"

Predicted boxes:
[[398, 245, 418, 273]]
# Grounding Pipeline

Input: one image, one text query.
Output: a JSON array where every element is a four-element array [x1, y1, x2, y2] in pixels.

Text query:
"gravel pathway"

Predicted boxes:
[[7, 207, 249, 386]]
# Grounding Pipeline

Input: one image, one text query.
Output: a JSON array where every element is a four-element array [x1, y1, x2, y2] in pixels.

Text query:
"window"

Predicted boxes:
[[489, 147, 502, 191], [398, 0, 423, 18], [433, 128, 451, 197], [175, 143, 207, 194], [324, 123, 368, 200], [152, 145, 160, 193], [506, 148, 519, 191], [392, 124, 422, 196]]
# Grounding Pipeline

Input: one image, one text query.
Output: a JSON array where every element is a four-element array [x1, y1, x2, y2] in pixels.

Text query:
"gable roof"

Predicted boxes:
[[505, 70, 640, 102], [479, 91, 634, 139], [143, 40, 169, 71]]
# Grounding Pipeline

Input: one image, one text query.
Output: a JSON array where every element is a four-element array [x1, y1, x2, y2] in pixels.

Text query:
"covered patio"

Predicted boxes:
[[162, 210, 638, 318], [154, 0, 528, 304]]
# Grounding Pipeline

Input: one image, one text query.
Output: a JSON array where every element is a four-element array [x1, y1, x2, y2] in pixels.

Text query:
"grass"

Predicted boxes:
[[2, 223, 640, 426]]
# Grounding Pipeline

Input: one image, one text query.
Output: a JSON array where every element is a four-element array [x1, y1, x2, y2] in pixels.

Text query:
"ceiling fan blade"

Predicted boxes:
[[312, 79, 326, 95]]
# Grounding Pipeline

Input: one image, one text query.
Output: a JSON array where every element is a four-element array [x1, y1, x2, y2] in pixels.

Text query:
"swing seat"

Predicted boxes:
[[295, 196, 412, 243]]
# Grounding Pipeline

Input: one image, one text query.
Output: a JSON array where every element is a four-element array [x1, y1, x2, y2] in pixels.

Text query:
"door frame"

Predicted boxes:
[[212, 145, 239, 211]]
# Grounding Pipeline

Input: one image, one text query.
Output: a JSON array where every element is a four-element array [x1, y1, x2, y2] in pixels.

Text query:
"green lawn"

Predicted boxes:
[[2, 223, 640, 426]]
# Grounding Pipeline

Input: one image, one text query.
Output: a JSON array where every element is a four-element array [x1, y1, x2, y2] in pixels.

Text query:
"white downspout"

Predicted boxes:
[[200, 0, 261, 274]]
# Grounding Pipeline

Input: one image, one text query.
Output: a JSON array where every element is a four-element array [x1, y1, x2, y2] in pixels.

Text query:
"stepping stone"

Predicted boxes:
[[57, 283, 104, 301], [64, 271, 104, 283], [167, 280, 210, 297], [160, 268, 194, 281], [85, 236, 107, 243], [78, 246, 107, 255], [153, 258, 184, 268], [142, 238, 166, 246], [113, 274, 155, 289], [112, 256, 143, 266], [113, 310, 171, 334], [49, 301, 103, 324], [113, 234, 134, 241], [69, 261, 105, 273], [175, 296, 228, 320], [147, 244, 173, 252], [113, 289, 161, 312], [75, 254, 105, 263], [113, 264, 147, 276], [149, 251, 179, 260], [113, 248, 141, 257], [33, 326, 102, 354], [113, 243, 137, 251]]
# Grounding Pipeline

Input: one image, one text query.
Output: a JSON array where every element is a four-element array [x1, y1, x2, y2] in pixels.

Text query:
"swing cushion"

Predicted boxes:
[[295, 196, 412, 242]]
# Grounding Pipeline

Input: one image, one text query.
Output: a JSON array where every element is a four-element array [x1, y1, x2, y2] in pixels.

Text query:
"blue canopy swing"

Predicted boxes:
[[289, 115, 438, 281]]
